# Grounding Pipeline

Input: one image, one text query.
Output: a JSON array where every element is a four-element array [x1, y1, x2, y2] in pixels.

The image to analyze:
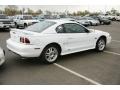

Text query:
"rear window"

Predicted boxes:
[[25, 21, 56, 33], [23, 16, 32, 20]]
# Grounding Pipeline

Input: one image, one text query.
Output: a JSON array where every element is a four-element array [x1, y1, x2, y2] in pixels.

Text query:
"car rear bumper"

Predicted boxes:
[[6, 39, 42, 58]]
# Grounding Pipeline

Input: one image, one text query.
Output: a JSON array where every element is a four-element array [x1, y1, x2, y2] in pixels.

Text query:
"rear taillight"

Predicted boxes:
[[25, 38, 30, 44], [20, 37, 24, 43], [20, 37, 30, 44]]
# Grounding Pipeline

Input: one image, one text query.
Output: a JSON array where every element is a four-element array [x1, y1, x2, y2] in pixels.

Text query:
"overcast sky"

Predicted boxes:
[[0, 5, 120, 13]]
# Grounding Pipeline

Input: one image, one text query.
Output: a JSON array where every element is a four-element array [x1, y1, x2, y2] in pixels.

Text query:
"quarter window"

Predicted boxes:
[[56, 25, 65, 33], [63, 23, 88, 33]]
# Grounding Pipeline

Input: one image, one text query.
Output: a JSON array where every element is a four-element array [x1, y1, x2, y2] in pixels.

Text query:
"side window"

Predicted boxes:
[[56, 25, 65, 33], [63, 23, 88, 33]]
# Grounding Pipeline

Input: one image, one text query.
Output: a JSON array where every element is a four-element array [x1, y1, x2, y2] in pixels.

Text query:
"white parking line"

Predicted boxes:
[[54, 63, 102, 85], [104, 51, 120, 56], [112, 40, 120, 43], [54, 39, 120, 85]]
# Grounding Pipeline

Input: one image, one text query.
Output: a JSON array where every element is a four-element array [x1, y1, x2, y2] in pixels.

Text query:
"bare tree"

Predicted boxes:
[[27, 8, 34, 15], [4, 5, 18, 16], [36, 9, 43, 15], [111, 8, 118, 15], [22, 8, 25, 14], [0, 9, 3, 14]]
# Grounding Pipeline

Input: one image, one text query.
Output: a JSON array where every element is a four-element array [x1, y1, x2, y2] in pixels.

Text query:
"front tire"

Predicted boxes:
[[95, 38, 106, 52], [41, 45, 60, 64]]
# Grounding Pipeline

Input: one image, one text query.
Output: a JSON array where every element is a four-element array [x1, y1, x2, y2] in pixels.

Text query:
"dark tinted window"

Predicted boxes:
[[63, 23, 88, 33], [25, 21, 56, 33]]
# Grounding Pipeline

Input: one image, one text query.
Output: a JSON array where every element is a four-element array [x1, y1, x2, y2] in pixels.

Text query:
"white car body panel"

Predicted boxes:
[[115, 16, 120, 21], [0, 47, 5, 65], [7, 20, 111, 58]]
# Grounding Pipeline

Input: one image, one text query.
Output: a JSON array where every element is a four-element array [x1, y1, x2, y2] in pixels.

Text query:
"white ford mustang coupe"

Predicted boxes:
[[7, 20, 111, 64]]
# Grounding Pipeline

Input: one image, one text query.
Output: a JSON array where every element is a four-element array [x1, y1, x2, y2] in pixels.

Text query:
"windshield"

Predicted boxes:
[[0, 15, 8, 19], [23, 16, 33, 20], [25, 21, 56, 33]]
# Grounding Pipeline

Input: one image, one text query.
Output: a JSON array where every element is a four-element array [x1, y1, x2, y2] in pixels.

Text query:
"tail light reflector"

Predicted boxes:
[[20, 37, 30, 44]]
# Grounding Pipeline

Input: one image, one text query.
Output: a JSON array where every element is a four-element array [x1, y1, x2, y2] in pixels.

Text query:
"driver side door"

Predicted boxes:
[[57, 23, 96, 54]]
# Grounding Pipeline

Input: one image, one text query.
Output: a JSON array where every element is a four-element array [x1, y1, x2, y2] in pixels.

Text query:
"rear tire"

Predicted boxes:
[[95, 38, 106, 52], [15, 22, 19, 29], [24, 23, 27, 29], [41, 45, 60, 64]]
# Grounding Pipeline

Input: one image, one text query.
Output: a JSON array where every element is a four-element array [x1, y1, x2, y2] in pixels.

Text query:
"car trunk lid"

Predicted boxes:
[[10, 29, 40, 44]]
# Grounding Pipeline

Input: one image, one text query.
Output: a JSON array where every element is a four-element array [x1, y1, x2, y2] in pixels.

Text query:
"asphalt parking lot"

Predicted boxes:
[[0, 22, 120, 85]]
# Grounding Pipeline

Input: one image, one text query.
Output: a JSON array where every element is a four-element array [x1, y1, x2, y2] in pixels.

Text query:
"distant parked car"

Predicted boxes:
[[99, 17, 111, 25], [60, 18, 76, 21], [98, 15, 109, 19], [60, 18, 90, 27], [13, 15, 40, 28], [0, 47, 5, 66], [115, 16, 120, 21], [106, 15, 116, 21], [36, 16, 45, 21], [90, 16, 111, 25], [7, 20, 111, 64], [76, 18, 90, 27], [0, 14, 15, 30], [8, 16, 15, 20], [32, 16, 38, 20], [81, 17, 100, 26], [76, 20, 90, 27]]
